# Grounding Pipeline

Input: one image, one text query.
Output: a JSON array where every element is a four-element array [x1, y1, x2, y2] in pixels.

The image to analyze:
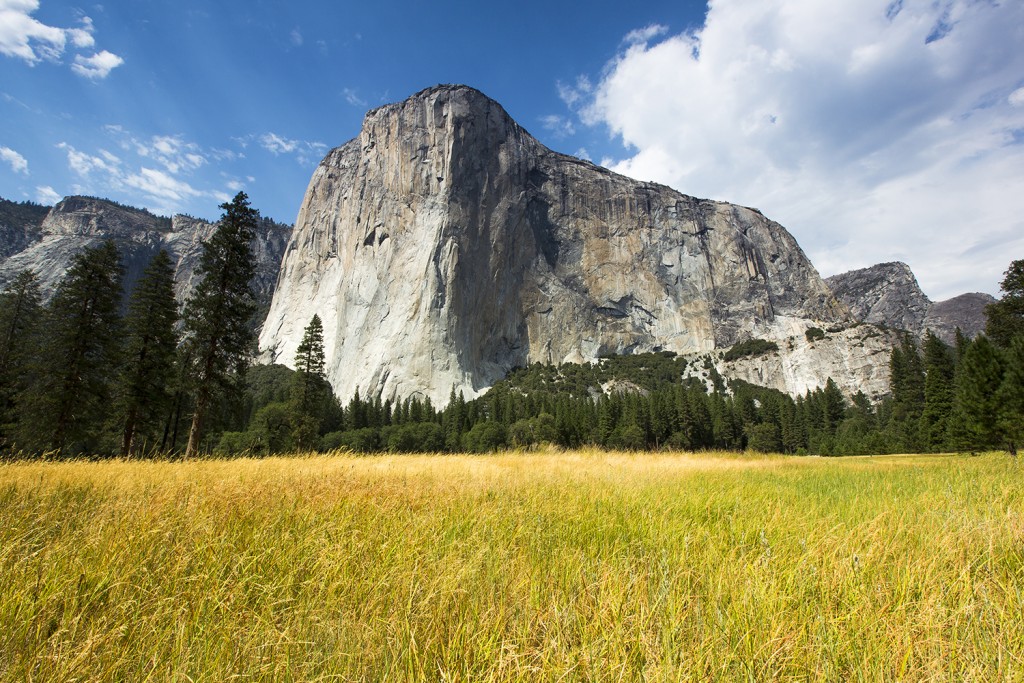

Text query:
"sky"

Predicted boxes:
[[1, 0, 1022, 300]]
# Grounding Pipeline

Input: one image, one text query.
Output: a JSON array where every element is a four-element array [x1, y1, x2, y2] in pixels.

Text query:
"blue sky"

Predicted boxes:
[[1, 0, 1022, 299]]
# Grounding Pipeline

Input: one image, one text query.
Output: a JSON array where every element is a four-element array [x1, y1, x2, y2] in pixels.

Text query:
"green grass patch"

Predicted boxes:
[[1, 451, 1022, 680]]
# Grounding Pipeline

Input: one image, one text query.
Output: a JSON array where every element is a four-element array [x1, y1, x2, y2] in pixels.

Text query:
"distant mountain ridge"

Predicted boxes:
[[0, 195, 292, 323], [825, 262, 994, 345]]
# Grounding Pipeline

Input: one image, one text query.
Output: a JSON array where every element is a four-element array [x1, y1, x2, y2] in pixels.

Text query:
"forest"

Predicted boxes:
[[0, 191, 1021, 459]]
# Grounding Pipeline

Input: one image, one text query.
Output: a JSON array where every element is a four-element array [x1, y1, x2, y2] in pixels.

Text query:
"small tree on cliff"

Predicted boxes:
[[181, 192, 258, 459]]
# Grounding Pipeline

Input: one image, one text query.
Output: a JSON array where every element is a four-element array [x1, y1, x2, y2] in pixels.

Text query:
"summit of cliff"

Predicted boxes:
[[259, 85, 864, 405]]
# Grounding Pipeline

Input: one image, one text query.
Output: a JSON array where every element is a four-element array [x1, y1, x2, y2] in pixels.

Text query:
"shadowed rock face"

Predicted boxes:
[[0, 196, 291, 318], [260, 85, 852, 405], [825, 262, 994, 345]]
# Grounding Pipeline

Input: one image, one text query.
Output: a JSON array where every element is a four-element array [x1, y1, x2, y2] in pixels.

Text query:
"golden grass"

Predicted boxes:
[[1, 449, 1021, 681]]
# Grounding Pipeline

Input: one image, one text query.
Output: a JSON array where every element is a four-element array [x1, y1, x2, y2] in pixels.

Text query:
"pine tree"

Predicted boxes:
[[919, 331, 955, 452], [985, 259, 1024, 348], [995, 334, 1023, 455], [291, 314, 329, 450], [181, 192, 259, 459], [19, 241, 123, 455], [0, 270, 43, 444], [955, 335, 1005, 451], [114, 250, 179, 457]]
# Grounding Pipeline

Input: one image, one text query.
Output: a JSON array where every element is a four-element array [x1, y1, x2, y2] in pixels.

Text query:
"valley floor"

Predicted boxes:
[[1, 450, 1022, 681]]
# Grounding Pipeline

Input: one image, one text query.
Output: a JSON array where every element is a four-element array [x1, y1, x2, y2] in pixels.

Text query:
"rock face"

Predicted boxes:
[[0, 196, 291, 316], [690, 324, 899, 402], [260, 85, 859, 405], [825, 262, 993, 345]]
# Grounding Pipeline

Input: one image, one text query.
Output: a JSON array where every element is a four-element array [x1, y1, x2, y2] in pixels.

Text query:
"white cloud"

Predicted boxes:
[[556, 75, 592, 108], [289, 28, 303, 47], [71, 49, 122, 79], [35, 184, 60, 204], [58, 141, 119, 175], [575, 0, 1024, 299], [260, 132, 298, 155], [540, 114, 575, 139], [575, 147, 592, 161], [342, 88, 367, 107], [106, 127, 209, 174], [123, 167, 201, 203], [258, 132, 327, 165], [0, 145, 28, 173], [0, 2, 119, 76], [623, 24, 668, 46]]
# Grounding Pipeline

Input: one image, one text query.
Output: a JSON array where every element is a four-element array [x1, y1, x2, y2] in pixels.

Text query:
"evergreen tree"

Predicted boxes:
[[985, 259, 1024, 348], [955, 335, 1005, 451], [114, 250, 179, 457], [995, 335, 1023, 455], [181, 192, 259, 459], [888, 334, 925, 452], [0, 271, 42, 444], [919, 331, 955, 452], [19, 241, 123, 455], [290, 314, 331, 450]]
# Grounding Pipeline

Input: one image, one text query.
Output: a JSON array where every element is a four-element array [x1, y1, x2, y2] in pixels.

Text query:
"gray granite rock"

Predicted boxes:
[[260, 85, 873, 405]]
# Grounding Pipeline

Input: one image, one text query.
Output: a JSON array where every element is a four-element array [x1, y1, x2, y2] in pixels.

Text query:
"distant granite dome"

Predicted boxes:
[[0, 195, 292, 317], [825, 262, 993, 345], [258, 84, 879, 405]]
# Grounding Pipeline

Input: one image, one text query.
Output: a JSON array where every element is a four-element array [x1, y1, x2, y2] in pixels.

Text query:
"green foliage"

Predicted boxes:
[[805, 327, 826, 342], [723, 338, 779, 362], [0, 271, 42, 445], [985, 259, 1024, 347], [181, 192, 260, 458], [17, 241, 123, 455], [113, 250, 179, 457]]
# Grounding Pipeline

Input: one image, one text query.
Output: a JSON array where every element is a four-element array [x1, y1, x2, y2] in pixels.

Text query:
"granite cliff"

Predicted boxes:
[[0, 196, 291, 316], [825, 262, 994, 345], [260, 85, 867, 404]]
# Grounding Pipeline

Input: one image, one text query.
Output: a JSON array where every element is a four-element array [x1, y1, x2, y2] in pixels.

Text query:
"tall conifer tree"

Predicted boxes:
[[115, 250, 179, 457], [181, 192, 258, 459], [0, 270, 42, 444], [20, 241, 123, 455]]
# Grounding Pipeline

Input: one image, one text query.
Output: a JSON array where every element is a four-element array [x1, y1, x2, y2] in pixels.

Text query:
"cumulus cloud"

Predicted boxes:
[[35, 184, 60, 204], [574, 0, 1024, 298], [71, 49, 123, 79], [0, 145, 28, 173], [0, 1, 120, 77]]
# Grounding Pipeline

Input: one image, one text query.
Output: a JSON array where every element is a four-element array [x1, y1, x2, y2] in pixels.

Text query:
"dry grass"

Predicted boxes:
[[1, 449, 1022, 681]]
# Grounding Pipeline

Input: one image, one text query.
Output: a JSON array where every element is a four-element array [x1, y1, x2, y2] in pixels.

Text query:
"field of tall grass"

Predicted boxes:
[[1, 450, 1021, 681]]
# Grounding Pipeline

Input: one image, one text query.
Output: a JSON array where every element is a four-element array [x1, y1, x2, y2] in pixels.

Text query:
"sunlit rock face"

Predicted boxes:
[[826, 262, 994, 345], [0, 196, 291, 315], [260, 85, 862, 405]]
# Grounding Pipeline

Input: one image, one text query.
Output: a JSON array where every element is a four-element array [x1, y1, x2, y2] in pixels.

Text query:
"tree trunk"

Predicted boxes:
[[184, 390, 208, 460]]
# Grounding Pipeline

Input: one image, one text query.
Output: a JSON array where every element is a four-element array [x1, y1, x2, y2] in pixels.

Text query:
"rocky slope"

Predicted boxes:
[[0, 196, 291, 316], [260, 85, 865, 405], [825, 262, 993, 345]]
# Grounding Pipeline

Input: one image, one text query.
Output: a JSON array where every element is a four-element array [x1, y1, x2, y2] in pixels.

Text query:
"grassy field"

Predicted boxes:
[[1, 450, 1022, 681]]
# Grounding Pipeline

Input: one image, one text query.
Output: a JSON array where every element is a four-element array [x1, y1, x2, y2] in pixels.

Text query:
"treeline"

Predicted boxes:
[[1, 213, 1020, 459], [0, 192, 332, 460]]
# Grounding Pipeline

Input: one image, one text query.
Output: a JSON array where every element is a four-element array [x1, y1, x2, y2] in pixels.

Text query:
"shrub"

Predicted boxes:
[[805, 327, 826, 342], [723, 338, 779, 362]]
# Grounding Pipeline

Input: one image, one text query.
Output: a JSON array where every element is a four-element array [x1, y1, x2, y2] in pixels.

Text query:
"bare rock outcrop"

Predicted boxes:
[[826, 262, 994, 345], [260, 85, 862, 405], [0, 196, 291, 317]]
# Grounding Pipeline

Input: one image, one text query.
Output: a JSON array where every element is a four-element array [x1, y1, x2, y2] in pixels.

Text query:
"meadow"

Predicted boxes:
[[0, 450, 1021, 681]]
